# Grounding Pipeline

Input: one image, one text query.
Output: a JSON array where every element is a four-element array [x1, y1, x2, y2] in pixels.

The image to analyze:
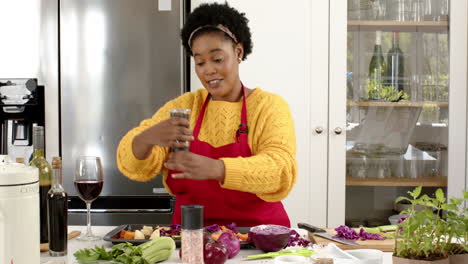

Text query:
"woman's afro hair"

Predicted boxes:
[[181, 2, 253, 60]]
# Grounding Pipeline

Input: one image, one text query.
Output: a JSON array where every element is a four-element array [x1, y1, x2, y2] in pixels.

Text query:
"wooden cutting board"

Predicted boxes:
[[309, 228, 395, 252]]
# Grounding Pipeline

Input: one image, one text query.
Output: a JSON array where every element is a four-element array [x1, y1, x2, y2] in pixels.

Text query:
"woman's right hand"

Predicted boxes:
[[132, 117, 193, 159]]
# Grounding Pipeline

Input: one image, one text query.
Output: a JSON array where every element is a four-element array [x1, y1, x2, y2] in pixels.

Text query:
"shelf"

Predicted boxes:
[[346, 176, 447, 187], [348, 20, 448, 32], [347, 101, 448, 107]]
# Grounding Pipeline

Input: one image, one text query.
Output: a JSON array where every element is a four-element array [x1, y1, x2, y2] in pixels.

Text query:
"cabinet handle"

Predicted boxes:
[[315, 127, 324, 134], [334, 127, 343, 135]]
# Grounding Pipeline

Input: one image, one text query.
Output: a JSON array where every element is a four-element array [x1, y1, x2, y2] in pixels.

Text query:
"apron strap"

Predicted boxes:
[[193, 83, 249, 140]]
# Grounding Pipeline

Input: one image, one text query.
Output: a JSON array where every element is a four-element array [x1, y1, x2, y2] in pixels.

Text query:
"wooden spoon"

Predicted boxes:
[[40, 231, 81, 252]]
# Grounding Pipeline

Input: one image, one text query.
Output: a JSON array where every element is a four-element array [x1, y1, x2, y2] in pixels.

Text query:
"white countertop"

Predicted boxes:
[[41, 226, 394, 264]]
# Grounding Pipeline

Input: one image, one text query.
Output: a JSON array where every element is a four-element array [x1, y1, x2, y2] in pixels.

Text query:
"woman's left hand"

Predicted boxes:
[[164, 152, 225, 182]]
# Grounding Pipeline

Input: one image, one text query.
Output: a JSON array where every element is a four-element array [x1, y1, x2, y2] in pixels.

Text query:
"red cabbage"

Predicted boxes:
[[160, 224, 181, 237], [225, 222, 239, 233], [287, 230, 311, 247], [334, 225, 385, 241], [217, 232, 240, 258], [205, 224, 221, 233], [334, 225, 360, 240], [248, 224, 291, 252], [204, 240, 228, 264], [358, 228, 384, 240]]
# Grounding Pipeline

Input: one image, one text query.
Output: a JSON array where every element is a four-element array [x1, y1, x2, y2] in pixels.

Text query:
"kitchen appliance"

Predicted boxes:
[[55, 0, 189, 225], [0, 78, 45, 161], [0, 155, 40, 264]]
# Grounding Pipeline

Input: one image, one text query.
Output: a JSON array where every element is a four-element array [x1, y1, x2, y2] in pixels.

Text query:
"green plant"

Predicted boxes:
[[364, 79, 409, 102], [394, 187, 448, 260], [444, 190, 468, 255]]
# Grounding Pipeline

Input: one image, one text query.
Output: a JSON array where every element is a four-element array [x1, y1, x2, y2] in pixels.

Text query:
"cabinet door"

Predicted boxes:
[[329, 0, 467, 227]]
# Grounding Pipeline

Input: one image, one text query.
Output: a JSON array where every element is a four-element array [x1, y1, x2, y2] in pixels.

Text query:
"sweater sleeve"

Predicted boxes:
[[219, 94, 297, 202], [116, 94, 193, 182]]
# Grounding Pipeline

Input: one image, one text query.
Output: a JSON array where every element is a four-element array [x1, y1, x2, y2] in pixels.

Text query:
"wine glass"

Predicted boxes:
[[74, 156, 104, 241]]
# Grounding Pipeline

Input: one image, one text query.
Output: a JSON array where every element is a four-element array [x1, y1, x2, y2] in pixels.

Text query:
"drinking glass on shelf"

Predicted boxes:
[[74, 156, 104, 241], [438, 0, 449, 21]]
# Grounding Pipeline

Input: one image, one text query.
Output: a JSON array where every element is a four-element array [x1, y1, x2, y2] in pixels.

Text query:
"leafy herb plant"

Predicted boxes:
[[394, 187, 448, 260]]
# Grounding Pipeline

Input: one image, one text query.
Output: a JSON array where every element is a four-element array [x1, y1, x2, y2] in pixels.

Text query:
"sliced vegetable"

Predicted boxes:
[[123, 231, 136, 240], [217, 232, 240, 258], [211, 232, 222, 241], [378, 225, 397, 232], [362, 227, 381, 234], [247, 248, 315, 260], [358, 228, 384, 240], [134, 230, 145, 240], [225, 222, 239, 233], [248, 224, 291, 252], [205, 224, 221, 233], [287, 230, 311, 247], [149, 229, 160, 240], [382, 232, 396, 239], [204, 240, 228, 264]]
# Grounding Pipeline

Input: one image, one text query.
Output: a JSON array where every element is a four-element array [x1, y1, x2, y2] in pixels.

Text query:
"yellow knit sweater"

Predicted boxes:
[[116, 88, 297, 202]]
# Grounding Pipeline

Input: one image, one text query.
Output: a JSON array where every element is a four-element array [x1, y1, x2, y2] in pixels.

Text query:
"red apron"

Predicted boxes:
[[166, 86, 290, 227]]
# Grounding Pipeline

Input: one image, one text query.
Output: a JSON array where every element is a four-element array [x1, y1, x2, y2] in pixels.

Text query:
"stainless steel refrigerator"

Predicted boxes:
[[58, 0, 189, 225]]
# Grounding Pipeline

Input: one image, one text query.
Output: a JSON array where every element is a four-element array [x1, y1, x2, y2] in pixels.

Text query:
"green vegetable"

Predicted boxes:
[[362, 227, 381, 234], [378, 225, 397, 232], [247, 248, 315, 260], [74, 237, 175, 264], [382, 232, 396, 239]]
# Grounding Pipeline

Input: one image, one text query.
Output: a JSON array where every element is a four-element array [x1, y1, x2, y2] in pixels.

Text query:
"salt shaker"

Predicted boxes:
[[181, 205, 204, 264]]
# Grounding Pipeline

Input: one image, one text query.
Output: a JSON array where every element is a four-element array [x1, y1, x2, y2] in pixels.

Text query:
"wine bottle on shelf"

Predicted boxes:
[[30, 126, 52, 244], [47, 157, 68, 256], [368, 30, 386, 100], [386, 31, 405, 100]]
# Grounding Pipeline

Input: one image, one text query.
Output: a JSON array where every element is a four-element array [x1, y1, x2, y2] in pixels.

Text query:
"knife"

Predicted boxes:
[[297, 223, 360, 246]]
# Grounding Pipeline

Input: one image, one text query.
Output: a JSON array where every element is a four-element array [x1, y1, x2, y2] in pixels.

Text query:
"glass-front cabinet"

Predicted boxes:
[[343, 0, 454, 227]]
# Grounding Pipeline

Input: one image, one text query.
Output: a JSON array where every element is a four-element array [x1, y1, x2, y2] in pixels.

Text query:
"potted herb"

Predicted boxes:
[[444, 191, 468, 264], [393, 186, 449, 264]]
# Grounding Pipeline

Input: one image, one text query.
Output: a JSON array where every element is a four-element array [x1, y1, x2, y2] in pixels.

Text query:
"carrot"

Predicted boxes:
[[220, 226, 229, 233], [123, 231, 135, 240], [236, 233, 249, 242], [211, 232, 222, 241]]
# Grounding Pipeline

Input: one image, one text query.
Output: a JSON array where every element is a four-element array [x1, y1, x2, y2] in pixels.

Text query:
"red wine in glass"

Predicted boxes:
[[74, 180, 103, 202], [74, 156, 103, 241]]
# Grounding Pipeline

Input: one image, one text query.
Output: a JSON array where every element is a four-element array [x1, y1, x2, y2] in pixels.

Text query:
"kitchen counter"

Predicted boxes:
[[41, 226, 395, 264]]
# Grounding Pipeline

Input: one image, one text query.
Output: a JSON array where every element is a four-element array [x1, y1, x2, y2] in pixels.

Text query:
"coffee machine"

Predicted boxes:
[[0, 78, 45, 161]]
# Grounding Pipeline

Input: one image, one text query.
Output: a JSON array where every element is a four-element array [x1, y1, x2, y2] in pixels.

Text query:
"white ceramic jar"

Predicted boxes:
[[0, 155, 39, 264]]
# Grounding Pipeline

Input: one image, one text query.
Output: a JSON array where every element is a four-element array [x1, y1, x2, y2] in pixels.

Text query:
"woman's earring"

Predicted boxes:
[[238, 57, 242, 63]]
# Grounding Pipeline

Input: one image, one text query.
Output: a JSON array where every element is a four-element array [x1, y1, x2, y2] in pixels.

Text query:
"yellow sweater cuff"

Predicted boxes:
[[219, 158, 245, 190]]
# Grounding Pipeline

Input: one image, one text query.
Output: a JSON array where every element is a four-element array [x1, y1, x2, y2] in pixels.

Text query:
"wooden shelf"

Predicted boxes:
[[348, 20, 448, 32], [346, 176, 447, 187], [347, 101, 448, 107]]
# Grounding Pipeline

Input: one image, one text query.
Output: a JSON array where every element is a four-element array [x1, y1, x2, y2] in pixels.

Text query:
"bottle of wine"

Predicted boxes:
[[30, 126, 52, 244], [47, 157, 68, 256], [368, 30, 386, 100], [386, 31, 405, 97]]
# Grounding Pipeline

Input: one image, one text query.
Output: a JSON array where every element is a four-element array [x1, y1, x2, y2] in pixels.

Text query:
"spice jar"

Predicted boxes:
[[181, 205, 204, 264]]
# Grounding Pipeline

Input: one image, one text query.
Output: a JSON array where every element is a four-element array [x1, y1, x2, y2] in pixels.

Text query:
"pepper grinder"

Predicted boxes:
[[181, 205, 204, 264]]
